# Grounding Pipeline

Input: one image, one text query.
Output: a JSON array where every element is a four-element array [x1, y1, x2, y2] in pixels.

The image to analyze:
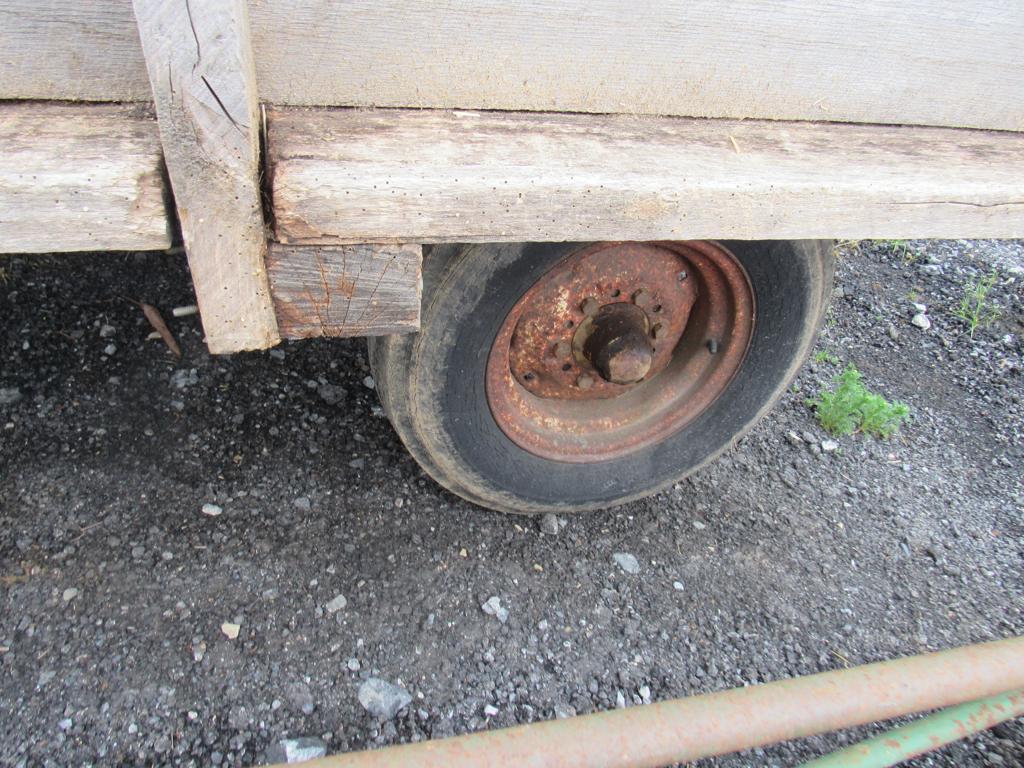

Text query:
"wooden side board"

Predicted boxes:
[[2, 1, 1022, 132], [266, 244, 422, 338], [133, 0, 279, 354], [0, 103, 170, 253], [268, 108, 1024, 244]]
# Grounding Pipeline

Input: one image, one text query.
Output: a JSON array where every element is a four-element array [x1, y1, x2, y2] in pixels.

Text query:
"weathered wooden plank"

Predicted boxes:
[[268, 108, 1024, 244], [133, 0, 279, 354], [250, 0, 1024, 131], [0, 1, 151, 103], [0, 103, 170, 254], [2, 1, 1022, 131], [265, 244, 422, 338]]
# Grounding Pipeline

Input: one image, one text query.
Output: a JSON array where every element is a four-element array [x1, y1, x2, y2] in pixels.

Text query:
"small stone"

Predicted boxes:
[[481, 596, 509, 623], [483, 704, 499, 718], [37, 670, 56, 688], [201, 503, 223, 517], [103, 343, 117, 356], [613, 552, 640, 574], [537, 619, 550, 632], [821, 439, 839, 452], [887, 323, 900, 341], [554, 703, 577, 719], [346, 657, 361, 672], [692, 520, 707, 531], [358, 678, 412, 720], [912, 302, 927, 313], [362, 375, 375, 390], [672, 581, 685, 591], [58, 718, 73, 731], [785, 430, 803, 446], [293, 496, 312, 511], [99, 324, 117, 338], [265, 737, 328, 764], [911, 313, 931, 330], [325, 594, 347, 614], [269, 348, 286, 360], [221, 622, 240, 640], [0, 387, 22, 406], [538, 513, 560, 535], [170, 369, 198, 389], [348, 458, 365, 470], [62, 587, 79, 603], [317, 384, 346, 405]]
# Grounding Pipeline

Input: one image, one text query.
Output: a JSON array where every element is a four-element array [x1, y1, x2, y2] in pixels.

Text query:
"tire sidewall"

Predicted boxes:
[[407, 240, 826, 512]]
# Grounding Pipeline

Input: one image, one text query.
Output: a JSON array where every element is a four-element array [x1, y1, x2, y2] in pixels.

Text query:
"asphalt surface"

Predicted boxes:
[[1, 239, 1023, 767]]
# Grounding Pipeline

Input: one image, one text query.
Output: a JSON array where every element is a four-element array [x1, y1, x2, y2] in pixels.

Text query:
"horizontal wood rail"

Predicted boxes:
[[4, 1, 1023, 132], [268, 108, 1024, 245], [0, 103, 170, 254]]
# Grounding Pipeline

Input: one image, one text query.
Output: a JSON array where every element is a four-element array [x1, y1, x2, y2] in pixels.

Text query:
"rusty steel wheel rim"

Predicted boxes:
[[485, 241, 755, 462]]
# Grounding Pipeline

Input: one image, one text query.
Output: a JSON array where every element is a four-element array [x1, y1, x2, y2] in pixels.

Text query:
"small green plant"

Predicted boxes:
[[814, 350, 841, 365], [954, 270, 1000, 338], [877, 239, 916, 264], [808, 365, 909, 438]]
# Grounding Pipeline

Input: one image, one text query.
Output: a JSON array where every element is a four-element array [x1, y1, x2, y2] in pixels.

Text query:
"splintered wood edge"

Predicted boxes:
[[266, 243, 423, 338]]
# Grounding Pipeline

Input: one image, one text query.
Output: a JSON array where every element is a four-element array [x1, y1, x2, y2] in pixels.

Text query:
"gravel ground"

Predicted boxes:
[[1, 239, 1023, 768]]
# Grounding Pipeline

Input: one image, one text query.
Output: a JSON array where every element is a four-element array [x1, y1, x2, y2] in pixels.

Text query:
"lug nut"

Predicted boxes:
[[632, 289, 651, 307], [581, 297, 601, 316], [576, 374, 594, 390]]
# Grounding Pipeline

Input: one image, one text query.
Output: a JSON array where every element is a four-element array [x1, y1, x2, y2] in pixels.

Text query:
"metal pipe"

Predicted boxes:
[[287, 636, 1024, 768], [799, 688, 1024, 767]]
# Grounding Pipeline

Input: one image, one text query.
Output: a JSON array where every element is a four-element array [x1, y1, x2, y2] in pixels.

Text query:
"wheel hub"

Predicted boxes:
[[486, 241, 755, 462]]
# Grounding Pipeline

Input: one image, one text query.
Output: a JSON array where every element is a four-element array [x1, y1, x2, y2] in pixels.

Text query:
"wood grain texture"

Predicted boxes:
[[0, 1, 151, 102], [248, 0, 1024, 132], [3, 1, 1022, 131], [0, 103, 170, 253], [268, 108, 1024, 244], [266, 244, 422, 338], [134, 0, 279, 353]]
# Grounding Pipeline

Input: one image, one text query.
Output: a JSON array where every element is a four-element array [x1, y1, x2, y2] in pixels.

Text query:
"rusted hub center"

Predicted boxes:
[[578, 303, 653, 384], [486, 241, 754, 462]]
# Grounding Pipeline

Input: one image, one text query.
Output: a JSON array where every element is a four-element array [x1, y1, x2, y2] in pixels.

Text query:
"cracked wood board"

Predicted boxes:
[[0, 103, 170, 253], [268, 108, 1024, 243], [132, 0, 279, 354], [266, 244, 422, 338]]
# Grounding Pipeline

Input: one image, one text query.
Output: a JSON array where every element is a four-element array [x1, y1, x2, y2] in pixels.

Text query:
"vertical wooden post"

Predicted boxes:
[[132, 0, 279, 353]]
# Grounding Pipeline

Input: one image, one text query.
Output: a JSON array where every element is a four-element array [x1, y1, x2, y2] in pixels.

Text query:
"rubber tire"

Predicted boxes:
[[369, 241, 833, 514]]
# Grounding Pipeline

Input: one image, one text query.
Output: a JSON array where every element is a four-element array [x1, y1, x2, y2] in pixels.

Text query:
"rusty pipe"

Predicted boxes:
[[284, 636, 1024, 768]]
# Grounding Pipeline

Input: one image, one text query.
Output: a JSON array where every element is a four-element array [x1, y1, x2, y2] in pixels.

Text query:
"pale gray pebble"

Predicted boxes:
[[362, 375, 375, 390], [346, 657, 360, 672], [103, 344, 117, 356], [201, 503, 223, 517], [0, 387, 23, 406], [265, 737, 328, 764], [538, 513, 560, 535], [61, 587, 79, 603], [481, 596, 509, 623], [293, 496, 312, 511], [57, 718, 72, 731], [613, 552, 640, 574], [911, 313, 931, 330], [483, 704, 499, 717], [554, 703, 576, 719], [821, 439, 840, 452], [325, 594, 347, 614], [99, 324, 116, 338], [357, 678, 412, 720]]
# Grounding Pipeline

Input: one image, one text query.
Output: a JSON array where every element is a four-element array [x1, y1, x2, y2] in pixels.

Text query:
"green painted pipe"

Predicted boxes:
[[800, 689, 1024, 768]]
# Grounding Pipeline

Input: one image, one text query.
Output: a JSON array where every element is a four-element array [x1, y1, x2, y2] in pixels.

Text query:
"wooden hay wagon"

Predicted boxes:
[[2, 1, 1022, 512]]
